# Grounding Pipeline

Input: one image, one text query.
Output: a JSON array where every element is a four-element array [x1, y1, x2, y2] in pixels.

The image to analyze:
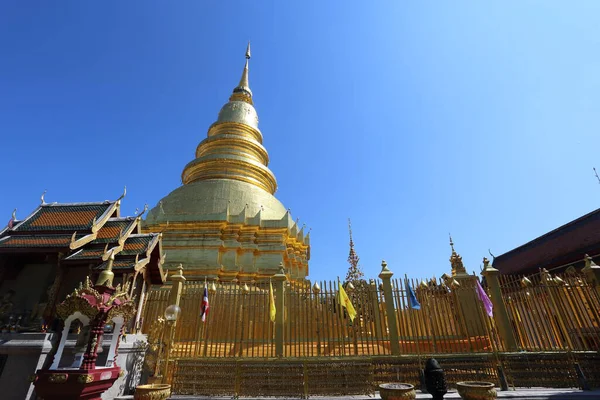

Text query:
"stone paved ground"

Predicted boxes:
[[167, 388, 600, 400]]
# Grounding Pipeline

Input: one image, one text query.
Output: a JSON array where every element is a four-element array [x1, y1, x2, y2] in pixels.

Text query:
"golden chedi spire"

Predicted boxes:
[[231, 42, 252, 102], [180, 42, 278, 195]]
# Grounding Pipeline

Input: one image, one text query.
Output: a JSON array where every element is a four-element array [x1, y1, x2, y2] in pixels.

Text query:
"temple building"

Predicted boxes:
[[0, 191, 166, 332], [493, 207, 600, 275], [143, 44, 310, 282]]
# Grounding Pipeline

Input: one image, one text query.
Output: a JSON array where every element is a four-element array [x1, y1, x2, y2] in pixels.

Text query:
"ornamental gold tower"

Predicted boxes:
[[144, 44, 310, 282]]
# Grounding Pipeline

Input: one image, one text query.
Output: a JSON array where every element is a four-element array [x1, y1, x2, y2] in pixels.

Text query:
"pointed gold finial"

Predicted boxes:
[[40, 190, 47, 205], [231, 42, 253, 102], [312, 282, 321, 294], [448, 234, 466, 276], [96, 249, 115, 287]]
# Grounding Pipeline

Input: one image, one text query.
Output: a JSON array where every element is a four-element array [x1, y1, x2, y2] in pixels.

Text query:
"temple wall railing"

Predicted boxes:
[[498, 271, 600, 352], [140, 261, 600, 395], [141, 268, 600, 358], [141, 274, 507, 359]]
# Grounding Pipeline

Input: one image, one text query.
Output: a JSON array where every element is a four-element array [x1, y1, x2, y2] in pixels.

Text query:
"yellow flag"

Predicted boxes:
[[269, 281, 276, 322], [338, 282, 357, 322]]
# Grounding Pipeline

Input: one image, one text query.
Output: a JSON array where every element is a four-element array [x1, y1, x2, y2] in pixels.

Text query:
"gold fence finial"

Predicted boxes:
[[381, 260, 388, 272], [312, 282, 320, 294]]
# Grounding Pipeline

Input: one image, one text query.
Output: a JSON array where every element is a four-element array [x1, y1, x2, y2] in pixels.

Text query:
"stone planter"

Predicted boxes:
[[456, 381, 497, 400], [379, 383, 417, 400], [134, 383, 172, 400]]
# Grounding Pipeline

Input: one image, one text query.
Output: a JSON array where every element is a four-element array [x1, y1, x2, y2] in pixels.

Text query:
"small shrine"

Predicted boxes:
[[33, 266, 136, 400]]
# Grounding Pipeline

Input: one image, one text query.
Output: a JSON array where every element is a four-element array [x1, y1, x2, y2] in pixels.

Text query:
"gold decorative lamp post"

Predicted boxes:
[[136, 267, 185, 400], [162, 304, 181, 383]]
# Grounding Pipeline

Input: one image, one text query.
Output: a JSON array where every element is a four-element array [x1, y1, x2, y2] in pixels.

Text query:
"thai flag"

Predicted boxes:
[[200, 287, 209, 322]]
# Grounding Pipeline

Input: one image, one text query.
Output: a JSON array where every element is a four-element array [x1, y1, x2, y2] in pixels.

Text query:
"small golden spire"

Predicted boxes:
[[232, 41, 252, 99], [448, 234, 466, 276]]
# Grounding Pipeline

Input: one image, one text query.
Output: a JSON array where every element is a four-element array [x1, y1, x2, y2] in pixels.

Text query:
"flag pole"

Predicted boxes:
[[405, 274, 422, 362]]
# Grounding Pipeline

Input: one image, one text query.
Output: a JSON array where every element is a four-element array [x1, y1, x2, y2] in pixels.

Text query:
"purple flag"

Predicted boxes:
[[476, 280, 493, 317]]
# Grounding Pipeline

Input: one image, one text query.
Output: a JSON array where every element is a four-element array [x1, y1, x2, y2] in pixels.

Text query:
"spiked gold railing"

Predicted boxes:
[[141, 268, 600, 395], [499, 271, 600, 352], [142, 277, 509, 358]]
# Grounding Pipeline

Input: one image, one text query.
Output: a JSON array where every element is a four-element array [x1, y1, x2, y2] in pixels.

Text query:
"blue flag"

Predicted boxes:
[[406, 281, 421, 310]]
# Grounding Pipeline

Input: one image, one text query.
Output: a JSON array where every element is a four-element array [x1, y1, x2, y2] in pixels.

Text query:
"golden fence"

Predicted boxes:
[[142, 276, 506, 358], [141, 268, 600, 395], [499, 271, 600, 352]]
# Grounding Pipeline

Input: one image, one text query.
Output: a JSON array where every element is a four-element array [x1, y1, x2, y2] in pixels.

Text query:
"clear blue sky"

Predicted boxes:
[[1, 2, 599, 283]]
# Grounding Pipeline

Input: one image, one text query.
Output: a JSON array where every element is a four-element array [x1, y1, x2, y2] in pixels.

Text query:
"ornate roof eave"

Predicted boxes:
[[69, 231, 97, 250], [9, 206, 42, 232], [118, 211, 145, 246], [102, 244, 123, 261], [133, 253, 150, 273], [91, 196, 122, 234]]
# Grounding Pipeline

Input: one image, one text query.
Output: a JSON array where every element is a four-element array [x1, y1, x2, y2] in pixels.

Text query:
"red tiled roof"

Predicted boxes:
[[493, 207, 600, 274], [0, 234, 77, 248], [93, 219, 134, 243], [120, 235, 154, 256], [65, 248, 106, 260], [94, 258, 136, 271], [14, 203, 113, 232]]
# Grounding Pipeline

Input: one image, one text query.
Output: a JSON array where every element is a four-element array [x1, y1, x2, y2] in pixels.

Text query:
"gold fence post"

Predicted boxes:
[[369, 279, 383, 338], [482, 258, 518, 351], [168, 264, 186, 307], [379, 260, 400, 355], [162, 264, 185, 384], [582, 254, 600, 297], [273, 263, 287, 357]]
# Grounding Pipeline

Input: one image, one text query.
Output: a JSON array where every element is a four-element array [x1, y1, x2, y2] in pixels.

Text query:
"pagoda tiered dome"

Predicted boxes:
[[146, 43, 283, 225], [145, 179, 287, 223], [144, 44, 309, 281]]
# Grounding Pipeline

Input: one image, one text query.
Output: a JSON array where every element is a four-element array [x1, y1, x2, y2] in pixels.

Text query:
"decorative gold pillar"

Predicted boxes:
[[168, 264, 186, 308], [482, 257, 518, 351], [273, 263, 287, 357], [582, 254, 600, 297], [379, 261, 400, 355], [369, 279, 383, 338]]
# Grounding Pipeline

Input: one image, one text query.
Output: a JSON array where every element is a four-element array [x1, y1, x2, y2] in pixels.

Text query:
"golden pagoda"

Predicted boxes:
[[144, 44, 310, 282]]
